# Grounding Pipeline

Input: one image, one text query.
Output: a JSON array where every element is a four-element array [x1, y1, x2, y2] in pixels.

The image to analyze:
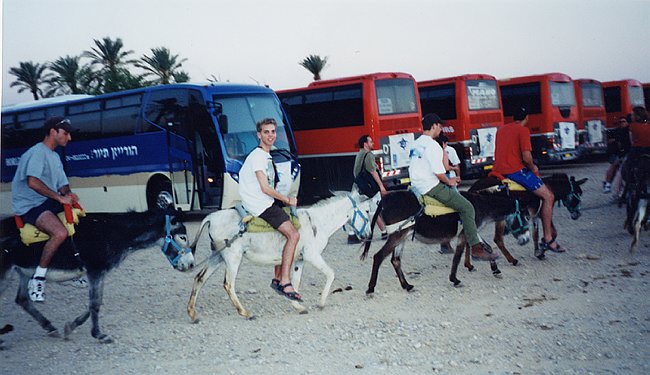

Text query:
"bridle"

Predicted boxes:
[[558, 179, 582, 216], [505, 199, 529, 236], [346, 194, 370, 240], [160, 215, 191, 268]]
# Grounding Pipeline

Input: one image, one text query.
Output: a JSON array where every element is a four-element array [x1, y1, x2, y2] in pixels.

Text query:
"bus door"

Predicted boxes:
[[144, 89, 195, 211]]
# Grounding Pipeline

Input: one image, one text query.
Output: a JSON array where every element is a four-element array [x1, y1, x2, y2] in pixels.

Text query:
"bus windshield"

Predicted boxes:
[[629, 86, 645, 107], [550, 82, 576, 106], [375, 78, 418, 115], [466, 80, 500, 110], [213, 93, 292, 161], [580, 82, 604, 107]]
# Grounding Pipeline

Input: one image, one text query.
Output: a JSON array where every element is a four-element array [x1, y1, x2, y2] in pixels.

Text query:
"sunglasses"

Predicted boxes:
[[56, 119, 71, 127]]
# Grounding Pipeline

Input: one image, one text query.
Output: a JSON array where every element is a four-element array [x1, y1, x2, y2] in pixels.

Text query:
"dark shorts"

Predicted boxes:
[[505, 168, 544, 191], [258, 204, 291, 230], [21, 198, 64, 225]]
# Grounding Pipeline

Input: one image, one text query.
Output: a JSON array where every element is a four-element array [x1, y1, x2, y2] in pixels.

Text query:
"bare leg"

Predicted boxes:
[[34, 211, 68, 268], [276, 221, 300, 294]]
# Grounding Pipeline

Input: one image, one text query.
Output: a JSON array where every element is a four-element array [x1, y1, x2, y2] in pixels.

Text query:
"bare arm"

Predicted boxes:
[[435, 173, 461, 187], [370, 170, 387, 195], [521, 150, 539, 175], [254, 170, 297, 206], [27, 177, 76, 205]]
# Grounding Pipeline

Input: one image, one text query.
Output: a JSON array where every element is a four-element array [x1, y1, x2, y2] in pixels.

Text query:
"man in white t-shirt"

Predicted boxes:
[[239, 118, 302, 301], [409, 114, 497, 261]]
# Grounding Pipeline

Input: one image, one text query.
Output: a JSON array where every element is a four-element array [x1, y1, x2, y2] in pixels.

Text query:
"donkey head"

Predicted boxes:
[[563, 176, 587, 220], [160, 210, 194, 272]]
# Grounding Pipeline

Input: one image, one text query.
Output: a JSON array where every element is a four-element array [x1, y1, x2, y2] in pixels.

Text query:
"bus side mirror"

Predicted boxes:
[[217, 114, 228, 134]]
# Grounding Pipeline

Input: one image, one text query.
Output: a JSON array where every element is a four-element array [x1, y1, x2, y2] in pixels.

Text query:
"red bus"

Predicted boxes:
[[418, 74, 503, 177], [603, 79, 646, 128], [498, 73, 580, 163], [573, 79, 607, 155], [644, 83, 650, 110], [277, 72, 422, 202]]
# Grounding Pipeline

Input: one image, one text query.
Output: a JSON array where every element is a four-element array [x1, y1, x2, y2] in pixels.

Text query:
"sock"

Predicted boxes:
[[34, 266, 47, 279], [348, 231, 355, 236]]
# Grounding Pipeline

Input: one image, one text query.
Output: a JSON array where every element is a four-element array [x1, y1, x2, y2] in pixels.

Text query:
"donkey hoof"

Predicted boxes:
[[47, 329, 61, 338], [64, 323, 73, 340], [492, 270, 503, 278], [466, 265, 475, 272], [511, 259, 519, 266], [98, 334, 114, 344], [365, 288, 375, 295], [405, 284, 414, 292]]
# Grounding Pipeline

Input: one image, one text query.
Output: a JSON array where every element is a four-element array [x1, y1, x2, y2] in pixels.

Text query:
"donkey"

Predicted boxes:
[[468, 173, 587, 265], [624, 155, 650, 251], [0, 209, 192, 345], [186, 192, 370, 320], [360, 190, 530, 293]]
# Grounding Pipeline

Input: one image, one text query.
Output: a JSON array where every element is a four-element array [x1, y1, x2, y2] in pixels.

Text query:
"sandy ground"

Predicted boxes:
[[1, 161, 649, 375]]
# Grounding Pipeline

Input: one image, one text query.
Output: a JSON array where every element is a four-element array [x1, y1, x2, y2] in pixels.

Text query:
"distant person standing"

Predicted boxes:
[[11, 116, 80, 302], [603, 116, 631, 194], [349, 135, 388, 243], [435, 133, 461, 253]]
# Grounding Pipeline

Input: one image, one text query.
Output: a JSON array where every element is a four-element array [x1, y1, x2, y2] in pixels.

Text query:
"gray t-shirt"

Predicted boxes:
[[11, 142, 69, 215]]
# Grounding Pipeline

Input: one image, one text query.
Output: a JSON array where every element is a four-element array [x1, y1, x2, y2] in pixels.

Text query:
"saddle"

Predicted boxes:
[[14, 204, 86, 246], [488, 171, 527, 191], [234, 203, 300, 233], [422, 195, 457, 217]]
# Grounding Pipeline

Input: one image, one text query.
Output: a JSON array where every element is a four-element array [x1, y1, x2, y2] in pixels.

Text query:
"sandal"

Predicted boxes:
[[270, 278, 281, 293], [278, 283, 303, 302], [540, 237, 567, 253]]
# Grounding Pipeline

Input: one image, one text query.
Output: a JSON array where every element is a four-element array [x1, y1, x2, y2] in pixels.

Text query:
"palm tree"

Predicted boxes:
[[83, 36, 141, 93], [46, 55, 99, 96], [8, 61, 50, 100], [136, 47, 188, 85], [299, 54, 328, 81]]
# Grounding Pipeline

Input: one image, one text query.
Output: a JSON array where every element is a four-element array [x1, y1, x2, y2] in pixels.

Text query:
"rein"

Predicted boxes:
[[505, 199, 528, 236], [161, 215, 190, 268], [558, 180, 582, 214]]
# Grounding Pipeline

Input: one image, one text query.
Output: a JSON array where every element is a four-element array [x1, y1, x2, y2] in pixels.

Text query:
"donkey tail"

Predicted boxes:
[[189, 217, 211, 253], [360, 200, 382, 261]]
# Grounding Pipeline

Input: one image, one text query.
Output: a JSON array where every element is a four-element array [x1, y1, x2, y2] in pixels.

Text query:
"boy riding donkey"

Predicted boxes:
[[238, 118, 302, 301]]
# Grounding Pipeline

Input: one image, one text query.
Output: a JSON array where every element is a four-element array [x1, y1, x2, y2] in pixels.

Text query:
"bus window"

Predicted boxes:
[[67, 101, 102, 141], [466, 80, 499, 110], [550, 82, 576, 106], [375, 78, 418, 115], [604, 87, 622, 113], [500, 83, 542, 116], [102, 105, 140, 137], [419, 84, 457, 120], [215, 94, 291, 161], [580, 83, 604, 107], [281, 84, 363, 131], [629, 85, 645, 108], [144, 89, 189, 133]]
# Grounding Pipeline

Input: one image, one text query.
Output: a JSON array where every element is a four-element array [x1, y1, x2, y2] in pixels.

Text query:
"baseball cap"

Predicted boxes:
[[44, 116, 76, 133], [422, 113, 446, 130]]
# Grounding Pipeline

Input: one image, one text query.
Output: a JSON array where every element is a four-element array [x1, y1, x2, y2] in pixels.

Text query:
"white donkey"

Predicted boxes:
[[186, 192, 371, 320]]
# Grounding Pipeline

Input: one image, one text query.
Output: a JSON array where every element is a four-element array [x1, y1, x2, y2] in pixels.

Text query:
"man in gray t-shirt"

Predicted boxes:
[[11, 116, 80, 302]]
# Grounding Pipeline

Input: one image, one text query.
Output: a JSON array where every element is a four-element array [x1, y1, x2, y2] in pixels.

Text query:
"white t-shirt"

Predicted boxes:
[[238, 147, 275, 216], [408, 135, 446, 195], [445, 145, 461, 179]]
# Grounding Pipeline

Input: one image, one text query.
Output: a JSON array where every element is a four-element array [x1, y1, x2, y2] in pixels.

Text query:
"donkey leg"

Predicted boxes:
[[460, 237, 474, 272], [13, 270, 59, 337], [531, 216, 545, 259], [366, 233, 402, 295], [449, 236, 464, 286], [390, 241, 414, 292], [631, 199, 647, 252], [187, 251, 224, 322], [287, 260, 307, 314], [87, 276, 113, 343], [64, 273, 99, 340], [221, 250, 253, 319], [494, 220, 518, 265], [304, 254, 334, 309]]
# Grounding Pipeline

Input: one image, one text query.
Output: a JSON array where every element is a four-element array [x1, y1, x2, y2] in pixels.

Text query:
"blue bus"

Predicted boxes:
[[1, 83, 300, 214]]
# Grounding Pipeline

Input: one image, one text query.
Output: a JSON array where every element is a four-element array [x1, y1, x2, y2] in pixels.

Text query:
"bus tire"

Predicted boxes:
[[147, 177, 174, 212]]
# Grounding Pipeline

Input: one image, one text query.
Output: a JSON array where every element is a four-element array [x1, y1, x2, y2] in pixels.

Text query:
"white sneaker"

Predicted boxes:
[[602, 182, 612, 193], [28, 277, 46, 302]]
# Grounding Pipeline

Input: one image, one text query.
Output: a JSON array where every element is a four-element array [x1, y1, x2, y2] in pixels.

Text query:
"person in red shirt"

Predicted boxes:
[[493, 107, 565, 255]]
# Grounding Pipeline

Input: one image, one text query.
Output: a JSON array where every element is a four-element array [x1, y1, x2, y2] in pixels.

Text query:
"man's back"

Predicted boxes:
[[493, 122, 531, 175]]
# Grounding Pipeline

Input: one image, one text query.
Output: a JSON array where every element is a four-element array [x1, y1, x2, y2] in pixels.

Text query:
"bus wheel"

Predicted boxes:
[[147, 179, 173, 211]]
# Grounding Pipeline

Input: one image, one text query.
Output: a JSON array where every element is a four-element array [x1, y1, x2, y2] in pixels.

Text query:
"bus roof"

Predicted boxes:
[[574, 78, 603, 85], [303, 72, 415, 89], [417, 73, 497, 86], [602, 79, 643, 87], [498, 72, 573, 84], [2, 83, 275, 115]]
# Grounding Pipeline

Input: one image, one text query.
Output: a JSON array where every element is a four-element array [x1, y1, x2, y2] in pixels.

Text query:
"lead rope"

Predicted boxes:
[[161, 215, 188, 267]]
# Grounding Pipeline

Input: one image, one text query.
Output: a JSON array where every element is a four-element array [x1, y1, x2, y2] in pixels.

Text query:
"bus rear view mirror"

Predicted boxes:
[[217, 114, 228, 134]]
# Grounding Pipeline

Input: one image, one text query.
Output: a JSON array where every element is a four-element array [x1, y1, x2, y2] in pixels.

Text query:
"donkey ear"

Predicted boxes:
[[576, 178, 588, 186]]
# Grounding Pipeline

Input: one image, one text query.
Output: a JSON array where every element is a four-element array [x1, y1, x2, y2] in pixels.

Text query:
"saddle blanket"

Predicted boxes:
[[501, 178, 527, 191], [245, 207, 301, 233], [18, 207, 86, 245], [422, 195, 457, 217]]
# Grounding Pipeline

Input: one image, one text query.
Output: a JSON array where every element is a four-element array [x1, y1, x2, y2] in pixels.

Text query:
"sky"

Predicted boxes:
[[2, 0, 649, 106]]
